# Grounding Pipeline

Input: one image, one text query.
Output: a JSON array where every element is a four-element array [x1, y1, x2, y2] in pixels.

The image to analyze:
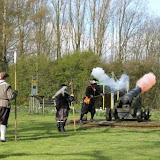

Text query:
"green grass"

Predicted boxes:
[[0, 109, 160, 160]]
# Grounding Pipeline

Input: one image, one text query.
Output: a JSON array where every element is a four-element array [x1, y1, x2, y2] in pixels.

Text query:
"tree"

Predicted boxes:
[[0, 0, 16, 71], [51, 0, 67, 59], [89, 0, 111, 57], [112, 0, 147, 62]]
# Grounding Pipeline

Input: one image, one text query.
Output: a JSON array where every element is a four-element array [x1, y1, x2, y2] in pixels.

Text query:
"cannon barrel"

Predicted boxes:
[[121, 87, 141, 104]]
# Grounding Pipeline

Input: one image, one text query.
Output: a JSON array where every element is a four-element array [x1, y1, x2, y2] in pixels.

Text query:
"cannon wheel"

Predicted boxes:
[[136, 109, 142, 122], [106, 108, 112, 121], [144, 108, 150, 120], [113, 109, 119, 120]]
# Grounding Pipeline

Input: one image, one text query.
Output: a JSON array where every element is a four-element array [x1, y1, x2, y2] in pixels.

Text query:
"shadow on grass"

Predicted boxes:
[[6, 111, 160, 142], [7, 121, 71, 141], [7, 119, 160, 141], [6, 120, 115, 142], [0, 150, 112, 160]]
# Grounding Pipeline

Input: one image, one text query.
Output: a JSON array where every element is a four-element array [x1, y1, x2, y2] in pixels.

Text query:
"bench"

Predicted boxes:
[[38, 99, 55, 113], [39, 99, 55, 108]]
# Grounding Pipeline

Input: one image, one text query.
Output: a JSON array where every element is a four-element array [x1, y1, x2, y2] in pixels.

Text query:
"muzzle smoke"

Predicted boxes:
[[91, 67, 129, 91], [136, 72, 156, 93]]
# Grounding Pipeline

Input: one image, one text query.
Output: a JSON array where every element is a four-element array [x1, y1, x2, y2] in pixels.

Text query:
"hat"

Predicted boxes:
[[89, 79, 99, 84], [59, 84, 67, 89], [60, 84, 67, 87], [0, 72, 9, 79]]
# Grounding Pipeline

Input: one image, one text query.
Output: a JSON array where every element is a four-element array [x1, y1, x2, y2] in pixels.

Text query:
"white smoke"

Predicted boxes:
[[91, 67, 129, 91]]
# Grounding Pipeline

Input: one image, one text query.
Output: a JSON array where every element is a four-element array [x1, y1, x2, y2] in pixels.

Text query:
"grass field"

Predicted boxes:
[[0, 108, 160, 160]]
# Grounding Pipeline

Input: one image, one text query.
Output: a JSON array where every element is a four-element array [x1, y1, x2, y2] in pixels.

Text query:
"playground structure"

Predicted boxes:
[[29, 77, 45, 113]]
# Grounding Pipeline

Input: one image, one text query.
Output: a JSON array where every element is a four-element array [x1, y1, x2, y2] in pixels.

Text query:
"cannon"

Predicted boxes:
[[93, 72, 155, 122], [105, 87, 150, 122]]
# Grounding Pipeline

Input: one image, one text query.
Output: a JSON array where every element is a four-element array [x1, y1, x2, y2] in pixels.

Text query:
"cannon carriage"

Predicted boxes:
[[96, 85, 151, 122]]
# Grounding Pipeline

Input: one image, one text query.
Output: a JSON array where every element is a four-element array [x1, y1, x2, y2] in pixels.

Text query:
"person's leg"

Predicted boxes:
[[79, 113, 84, 124], [0, 107, 10, 142], [56, 110, 62, 132], [57, 121, 61, 132], [79, 103, 89, 124], [91, 113, 94, 120], [90, 113, 96, 122], [1, 125, 6, 142], [80, 113, 84, 120], [90, 105, 96, 122], [60, 121, 66, 132], [58, 108, 68, 132]]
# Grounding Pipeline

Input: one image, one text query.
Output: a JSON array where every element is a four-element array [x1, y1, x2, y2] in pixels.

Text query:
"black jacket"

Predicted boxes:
[[55, 92, 74, 111]]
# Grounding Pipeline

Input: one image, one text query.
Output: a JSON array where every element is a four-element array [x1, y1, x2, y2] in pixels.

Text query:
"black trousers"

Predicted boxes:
[[56, 108, 69, 121], [81, 102, 96, 115], [0, 106, 10, 126]]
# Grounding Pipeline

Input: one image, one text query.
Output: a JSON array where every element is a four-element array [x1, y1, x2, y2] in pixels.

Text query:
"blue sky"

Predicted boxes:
[[148, 0, 160, 16]]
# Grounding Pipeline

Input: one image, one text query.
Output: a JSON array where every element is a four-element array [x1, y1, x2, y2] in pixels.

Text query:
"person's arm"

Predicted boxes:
[[65, 93, 74, 103], [6, 86, 18, 100], [55, 94, 61, 111], [95, 86, 101, 96], [86, 86, 93, 98]]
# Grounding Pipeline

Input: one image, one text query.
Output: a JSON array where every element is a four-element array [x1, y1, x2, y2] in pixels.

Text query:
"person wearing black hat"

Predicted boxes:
[[52, 84, 74, 132], [79, 79, 102, 124], [0, 72, 18, 142]]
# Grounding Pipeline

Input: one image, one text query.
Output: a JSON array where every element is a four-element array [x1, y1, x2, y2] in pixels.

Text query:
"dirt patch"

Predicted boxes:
[[69, 119, 160, 129]]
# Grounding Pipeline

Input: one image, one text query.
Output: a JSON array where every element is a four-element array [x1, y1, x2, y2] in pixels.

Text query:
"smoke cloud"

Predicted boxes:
[[136, 72, 156, 93], [91, 67, 129, 91]]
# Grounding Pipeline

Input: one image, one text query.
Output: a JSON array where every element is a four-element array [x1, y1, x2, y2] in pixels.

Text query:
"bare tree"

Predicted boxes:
[[112, 0, 147, 62], [15, 0, 34, 57], [51, 0, 68, 59], [1, 0, 7, 70], [0, 0, 16, 70], [69, 0, 87, 52], [88, 0, 111, 57]]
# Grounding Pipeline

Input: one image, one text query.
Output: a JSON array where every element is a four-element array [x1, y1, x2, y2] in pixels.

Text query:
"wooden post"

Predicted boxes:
[[110, 91, 113, 109], [31, 96, 33, 113], [117, 90, 119, 100], [70, 69, 76, 131], [14, 51, 17, 141], [33, 96, 35, 112], [111, 91, 114, 109], [36, 96, 38, 114], [71, 83, 76, 132], [72, 102, 76, 132], [29, 97, 31, 113], [69, 80, 76, 131], [43, 97, 45, 114], [103, 85, 105, 110]]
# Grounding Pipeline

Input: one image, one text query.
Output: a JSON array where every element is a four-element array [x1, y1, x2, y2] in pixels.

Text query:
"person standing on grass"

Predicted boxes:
[[52, 84, 74, 132], [79, 79, 102, 124], [0, 72, 18, 142]]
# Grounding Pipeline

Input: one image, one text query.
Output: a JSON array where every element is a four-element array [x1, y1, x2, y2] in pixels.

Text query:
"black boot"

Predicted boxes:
[[57, 121, 61, 132], [63, 121, 66, 132], [60, 121, 66, 132], [90, 113, 95, 122], [79, 113, 84, 124], [78, 120, 83, 124]]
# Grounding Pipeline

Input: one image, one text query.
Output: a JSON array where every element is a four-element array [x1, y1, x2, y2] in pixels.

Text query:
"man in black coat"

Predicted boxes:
[[79, 79, 102, 124], [53, 84, 74, 132]]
